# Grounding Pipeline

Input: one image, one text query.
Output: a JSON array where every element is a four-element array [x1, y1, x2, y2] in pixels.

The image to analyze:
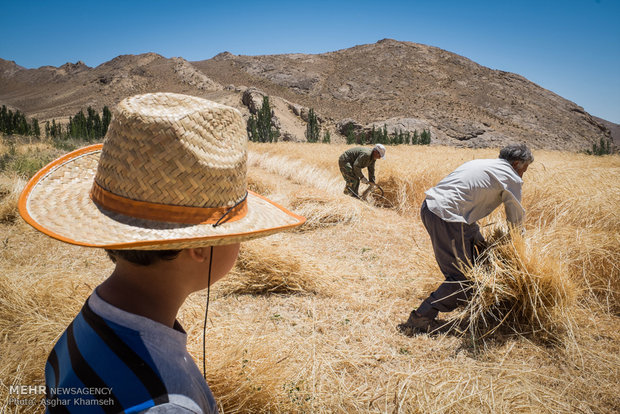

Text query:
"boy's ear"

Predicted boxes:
[[186, 247, 211, 263]]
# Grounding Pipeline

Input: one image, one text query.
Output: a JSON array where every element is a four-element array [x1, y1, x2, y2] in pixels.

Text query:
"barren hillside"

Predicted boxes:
[[193, 39, 611, 150], [0, 53, 225, 121], [0, 39, 614, 150]]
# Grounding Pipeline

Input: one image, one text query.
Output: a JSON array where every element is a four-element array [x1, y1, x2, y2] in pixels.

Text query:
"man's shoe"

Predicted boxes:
[[397, 311, 448, 336]]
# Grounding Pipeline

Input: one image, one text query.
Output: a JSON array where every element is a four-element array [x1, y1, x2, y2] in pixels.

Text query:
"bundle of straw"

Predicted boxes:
[[452, 227, 577, 345], [217, 239, 323, 296]]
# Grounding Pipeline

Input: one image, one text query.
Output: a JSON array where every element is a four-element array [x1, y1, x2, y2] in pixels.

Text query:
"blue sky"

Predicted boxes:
[[1, 0, 619, 123]]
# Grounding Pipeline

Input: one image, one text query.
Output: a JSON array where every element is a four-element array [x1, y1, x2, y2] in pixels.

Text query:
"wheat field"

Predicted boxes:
[[1, 141, 619, 413]]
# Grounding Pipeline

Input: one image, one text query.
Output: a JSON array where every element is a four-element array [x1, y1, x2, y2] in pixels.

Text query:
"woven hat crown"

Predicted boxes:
[[95, 93, 247, 209]]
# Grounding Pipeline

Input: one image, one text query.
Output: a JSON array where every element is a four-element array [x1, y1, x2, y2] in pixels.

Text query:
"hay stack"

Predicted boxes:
[[217, 239, 323, 296]]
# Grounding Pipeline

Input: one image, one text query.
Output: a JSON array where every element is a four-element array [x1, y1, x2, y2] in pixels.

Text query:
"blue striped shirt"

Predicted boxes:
[[44, 291, 218, 413]]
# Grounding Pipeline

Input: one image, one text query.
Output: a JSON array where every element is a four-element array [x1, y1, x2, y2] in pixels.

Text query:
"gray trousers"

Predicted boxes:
[[416, 201, 485, 318]]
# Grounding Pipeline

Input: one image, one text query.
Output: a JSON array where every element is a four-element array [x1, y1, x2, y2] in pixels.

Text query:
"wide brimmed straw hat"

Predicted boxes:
[[19, 93, 305, 250]]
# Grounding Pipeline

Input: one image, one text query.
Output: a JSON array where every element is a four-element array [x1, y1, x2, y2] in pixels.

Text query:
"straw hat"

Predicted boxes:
[[19, 93, 305, 250]]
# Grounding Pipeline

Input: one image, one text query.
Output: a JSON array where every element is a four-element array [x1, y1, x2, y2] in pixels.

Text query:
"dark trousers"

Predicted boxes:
[[416, 201, 485, 318], [338, 159, 360, 196]]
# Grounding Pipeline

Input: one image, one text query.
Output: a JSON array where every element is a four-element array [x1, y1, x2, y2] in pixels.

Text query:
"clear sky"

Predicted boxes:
[[1, 0, 619, 123]]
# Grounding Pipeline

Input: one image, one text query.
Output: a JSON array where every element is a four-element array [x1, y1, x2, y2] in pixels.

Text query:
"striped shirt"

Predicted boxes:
[[424, 158, 525, 225], [44, 291, 218, 413]]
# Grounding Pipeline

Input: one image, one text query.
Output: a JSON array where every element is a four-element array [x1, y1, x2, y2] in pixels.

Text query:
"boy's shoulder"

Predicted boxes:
[[45, 293, 217, 413]]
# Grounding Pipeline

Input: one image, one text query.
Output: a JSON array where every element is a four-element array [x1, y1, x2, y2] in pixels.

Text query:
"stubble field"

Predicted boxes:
[[1, 140, 619, 413]]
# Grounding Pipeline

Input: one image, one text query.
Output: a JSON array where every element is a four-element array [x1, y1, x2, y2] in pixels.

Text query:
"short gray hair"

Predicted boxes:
[[499, 143, 534, 166]]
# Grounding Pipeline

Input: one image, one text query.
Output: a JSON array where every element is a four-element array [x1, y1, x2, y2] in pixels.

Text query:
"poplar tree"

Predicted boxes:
[[305, 108, 320, 143]]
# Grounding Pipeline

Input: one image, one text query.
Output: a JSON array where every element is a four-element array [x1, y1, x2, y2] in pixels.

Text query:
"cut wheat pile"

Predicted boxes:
[[1, 141, 619, 413]]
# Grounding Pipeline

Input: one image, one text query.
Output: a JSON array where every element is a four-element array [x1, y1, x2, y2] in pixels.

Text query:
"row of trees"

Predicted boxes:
[[66, 106, 112, 140], [0, 106, 40, 137], [247, 96, 425, 146], [586, 137, 613, 156], [1, 105, 112, 141], [346, 124, 431, 146], [52, 106, 112, 140]]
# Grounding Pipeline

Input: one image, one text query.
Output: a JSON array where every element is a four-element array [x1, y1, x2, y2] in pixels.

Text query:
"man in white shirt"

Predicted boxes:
[[398, 144, 534, 335]]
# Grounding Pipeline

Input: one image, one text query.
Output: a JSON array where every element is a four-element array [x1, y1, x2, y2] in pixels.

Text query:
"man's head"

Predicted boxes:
[[372, 144, 386, 160], [499, 143, 534, 177]]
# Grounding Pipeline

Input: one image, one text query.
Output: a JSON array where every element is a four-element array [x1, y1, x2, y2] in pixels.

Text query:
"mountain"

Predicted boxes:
[[0, 53, 224, 121], [0, 39, 613, 151]]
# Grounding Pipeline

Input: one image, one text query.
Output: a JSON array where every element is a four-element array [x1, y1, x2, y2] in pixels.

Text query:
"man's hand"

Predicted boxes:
[[360, 177, 369, 185]]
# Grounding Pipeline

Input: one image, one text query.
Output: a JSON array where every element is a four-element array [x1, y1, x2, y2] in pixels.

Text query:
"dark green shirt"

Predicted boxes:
[[340, 147, 376, 182]]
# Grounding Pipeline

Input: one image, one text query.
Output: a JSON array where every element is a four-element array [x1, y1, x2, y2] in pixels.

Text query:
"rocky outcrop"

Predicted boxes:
[[366, 117, 433, 135], [172, 58, 222, 91], [337, 118, 364, 135], [242, 87, 266, 114]]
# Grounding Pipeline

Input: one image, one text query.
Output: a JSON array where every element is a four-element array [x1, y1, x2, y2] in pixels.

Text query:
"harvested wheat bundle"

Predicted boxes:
[[289, 189, 361, 231], [246, 169, 283, 196], [216, 238, 323, 296], [452, 227, 577, 345], [0, 174, 25, 223], [372, 170, 439, 215]]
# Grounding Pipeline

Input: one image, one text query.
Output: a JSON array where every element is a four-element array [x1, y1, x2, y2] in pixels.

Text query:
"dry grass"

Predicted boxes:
[[1, 142, 619, 413]]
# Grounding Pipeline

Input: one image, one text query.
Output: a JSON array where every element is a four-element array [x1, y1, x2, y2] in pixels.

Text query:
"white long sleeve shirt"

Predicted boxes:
[[424, 158, 525, 225]]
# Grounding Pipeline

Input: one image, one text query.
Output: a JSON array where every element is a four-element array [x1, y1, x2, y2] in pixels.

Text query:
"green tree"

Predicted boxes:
[[382, 124, 389, 144], [412, 130, 419, 145], [0, 105, 7, 133], [305, 108, 320, 143], [254, 96, 279, 143], [346, 125, 356, 145], [403, 131, 410, 145], [102, 106, 112, 136], [322, 129, 331, 144], [370, 125, 377, 144], [420, 129, 431, 145], [32, 118, 40, 138]]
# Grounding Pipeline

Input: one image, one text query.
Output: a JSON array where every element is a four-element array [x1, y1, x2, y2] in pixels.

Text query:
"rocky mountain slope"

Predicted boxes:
[[0, 53, 225, 121], [0, 39, 614, 151]]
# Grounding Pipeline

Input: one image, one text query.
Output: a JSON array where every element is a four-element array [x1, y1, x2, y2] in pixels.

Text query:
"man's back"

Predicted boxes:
[[340, 147, 373, 166], [424, 158, 524, 225]]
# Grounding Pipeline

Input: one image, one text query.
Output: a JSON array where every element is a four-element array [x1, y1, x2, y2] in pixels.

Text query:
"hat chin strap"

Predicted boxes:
[[203, 246, 213, 380]]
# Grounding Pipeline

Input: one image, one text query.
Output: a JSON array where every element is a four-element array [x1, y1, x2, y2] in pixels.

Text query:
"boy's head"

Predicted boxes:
[[106, 249, 181, 266], [19, 93, 305, 256]]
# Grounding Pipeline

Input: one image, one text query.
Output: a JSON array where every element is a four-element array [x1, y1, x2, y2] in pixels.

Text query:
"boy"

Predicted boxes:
[[19, 93, 305, 412]]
